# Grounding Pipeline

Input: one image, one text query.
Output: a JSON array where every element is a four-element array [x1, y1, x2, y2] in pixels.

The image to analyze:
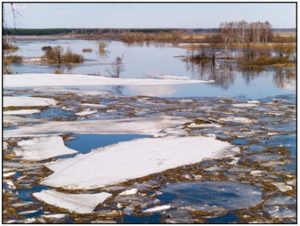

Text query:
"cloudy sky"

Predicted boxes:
[[3, 3, 296, 29]]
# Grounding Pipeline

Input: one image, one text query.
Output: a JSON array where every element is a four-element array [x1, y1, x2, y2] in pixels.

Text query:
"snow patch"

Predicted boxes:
[[33, 190, 112, 214]]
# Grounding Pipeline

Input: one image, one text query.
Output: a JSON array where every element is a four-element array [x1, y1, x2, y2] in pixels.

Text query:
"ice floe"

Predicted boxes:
[[146, 74, 191, 80], [42, 214, 68, 219], [4, 109, 41, 115], [80, 103, 106, 108], [33, 190, 112, 214], [220, 117, 256, 124], [4, 73, 213, 88], [232, 103, 259, 108], [143, 204, 171, 213], [4, 116, 188, 138], [119, 188, 138, 196], [75, 110, 97, 116], [15, 136, 78, 161], [272, 182, 293, 192], [4, 96, 57, 108], [41, 136, 239, 189]]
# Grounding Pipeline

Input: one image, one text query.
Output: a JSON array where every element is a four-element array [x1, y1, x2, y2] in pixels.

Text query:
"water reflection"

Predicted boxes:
[[185, 60, 234, 89], [186, 59, 295, 91], [128, 85, 176, 96], [239, 67, 264, 84], [273, 68, 296, 90]]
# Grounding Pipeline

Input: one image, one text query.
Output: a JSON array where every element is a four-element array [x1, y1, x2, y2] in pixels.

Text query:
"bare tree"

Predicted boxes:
[[107, 56, 125, 78]]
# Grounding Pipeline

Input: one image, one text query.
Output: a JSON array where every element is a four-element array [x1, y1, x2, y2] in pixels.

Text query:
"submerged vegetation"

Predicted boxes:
[[42, 46, 84, 64], [185, 21, 296, 70], [240, 43, 295, 68]]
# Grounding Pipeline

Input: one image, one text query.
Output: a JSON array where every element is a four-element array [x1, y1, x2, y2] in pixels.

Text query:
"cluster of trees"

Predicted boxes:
[[220, 21, 272, 47]]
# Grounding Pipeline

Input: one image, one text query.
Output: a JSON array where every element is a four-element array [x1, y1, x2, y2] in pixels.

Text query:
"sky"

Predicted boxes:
[[3, 3, 296, 29]]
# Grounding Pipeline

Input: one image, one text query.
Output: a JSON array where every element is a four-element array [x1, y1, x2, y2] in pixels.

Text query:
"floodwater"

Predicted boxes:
[[3, 39, 296, 223], [8, 40, 296, 99]]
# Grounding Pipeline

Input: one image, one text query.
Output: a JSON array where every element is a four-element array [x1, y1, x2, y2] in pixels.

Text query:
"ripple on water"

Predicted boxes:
[[159, 181, 262, 211]]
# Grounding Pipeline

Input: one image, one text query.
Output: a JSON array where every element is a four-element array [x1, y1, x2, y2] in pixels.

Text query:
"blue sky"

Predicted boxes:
[[3, 3, 296, 29]]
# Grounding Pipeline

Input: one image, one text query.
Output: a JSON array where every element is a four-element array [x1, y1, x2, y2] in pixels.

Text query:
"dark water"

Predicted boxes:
[[65, 133, 151, 154], [16, 185, 48, 202], [263, 134, 296, 157], [263, 134, 296, 172], [158, 181, 262, 211], [31, 107, 76, 120], [205, 212, 239, 223], [121, 214, 162, 223]]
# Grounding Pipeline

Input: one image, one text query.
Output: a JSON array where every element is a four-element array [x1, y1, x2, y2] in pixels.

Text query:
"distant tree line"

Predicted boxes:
[[4, 27, 294, 37], [3, 28, 216, 36]]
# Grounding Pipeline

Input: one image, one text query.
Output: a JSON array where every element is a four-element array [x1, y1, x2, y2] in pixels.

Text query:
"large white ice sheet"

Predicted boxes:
[[33, 190, 112, 214], [42, 136, 239, 190]]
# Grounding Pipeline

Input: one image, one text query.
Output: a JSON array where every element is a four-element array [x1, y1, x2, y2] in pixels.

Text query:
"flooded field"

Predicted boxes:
[[3, 39, 296, 223], [7, 40, 295, 98]]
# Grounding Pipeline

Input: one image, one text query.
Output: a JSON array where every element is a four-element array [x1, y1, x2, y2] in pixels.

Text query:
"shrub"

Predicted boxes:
[[42, 46, 83, 64], [41, 46, 52, 51], [54, 69, 63, 74], [98, 41, 108, 56], [4, 55, 23, 65], [62, 49, 84, 64], [3, 42, 18, 52], [82, 48, 92, 52], [43, 46, 63, 64]]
